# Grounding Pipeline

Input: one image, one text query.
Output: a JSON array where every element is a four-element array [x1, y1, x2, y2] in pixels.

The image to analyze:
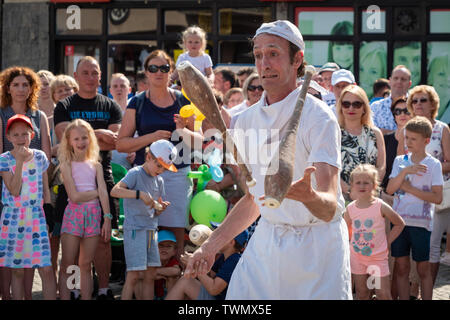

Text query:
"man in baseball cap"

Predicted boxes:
[[319, 62, 340, 92], [185, 19, 352, 300]]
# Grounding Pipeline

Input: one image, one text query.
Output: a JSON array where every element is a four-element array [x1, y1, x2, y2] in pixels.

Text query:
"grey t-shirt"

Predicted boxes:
[[121, 166, 165, 230]]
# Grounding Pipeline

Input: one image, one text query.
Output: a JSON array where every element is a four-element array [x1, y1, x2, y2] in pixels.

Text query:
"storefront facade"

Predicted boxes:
[[1, 0, 449, 119]]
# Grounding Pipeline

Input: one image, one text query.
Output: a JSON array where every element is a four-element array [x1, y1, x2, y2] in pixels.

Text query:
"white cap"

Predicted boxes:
[[150, 140, 177, 172], [331, 69, 355, 86], [253, 20, 305, 51]]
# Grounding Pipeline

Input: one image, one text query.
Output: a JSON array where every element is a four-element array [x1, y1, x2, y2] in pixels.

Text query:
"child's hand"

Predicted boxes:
[[180, 252, 193, 266], [101, 219, 112, 242], [140, 192, 156, 208], [15, 146, 31, 163], [155, 197, 170, 216], [403, 163, 427, 176]]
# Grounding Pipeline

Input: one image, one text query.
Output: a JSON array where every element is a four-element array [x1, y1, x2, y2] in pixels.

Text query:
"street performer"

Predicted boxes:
[[184, 20, 352, 299]]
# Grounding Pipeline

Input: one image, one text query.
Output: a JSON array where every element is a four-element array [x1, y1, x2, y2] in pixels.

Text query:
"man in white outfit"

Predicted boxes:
[[184, 20, 352, 300]]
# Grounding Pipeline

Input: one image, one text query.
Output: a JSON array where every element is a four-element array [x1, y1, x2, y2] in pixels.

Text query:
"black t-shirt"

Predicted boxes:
[[382, 132, 398, 191], [54, 93, 123, 183]]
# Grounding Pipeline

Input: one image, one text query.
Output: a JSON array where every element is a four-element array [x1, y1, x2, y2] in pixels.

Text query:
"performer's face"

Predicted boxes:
[[253, 34, 302, 102]]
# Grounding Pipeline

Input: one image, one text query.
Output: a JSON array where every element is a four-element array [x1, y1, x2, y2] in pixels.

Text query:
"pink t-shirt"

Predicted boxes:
[[348, 198, 388, 260], [71, 161, 97, 204]]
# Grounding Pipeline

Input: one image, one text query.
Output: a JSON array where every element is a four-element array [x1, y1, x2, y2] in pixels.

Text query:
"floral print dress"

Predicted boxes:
[[341, 125, 378, 184]]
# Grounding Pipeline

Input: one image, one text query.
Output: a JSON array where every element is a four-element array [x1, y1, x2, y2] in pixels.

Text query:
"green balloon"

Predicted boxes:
[[190, 190, 227, 228]]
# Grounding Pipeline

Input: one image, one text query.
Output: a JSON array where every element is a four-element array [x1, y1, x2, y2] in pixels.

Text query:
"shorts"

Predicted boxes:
[[61, 201, 101, 238], [391, 226, 431, 262], [196, 285, 216, 300], [124, 229, 161, 271], [350, 252, 390, 277]]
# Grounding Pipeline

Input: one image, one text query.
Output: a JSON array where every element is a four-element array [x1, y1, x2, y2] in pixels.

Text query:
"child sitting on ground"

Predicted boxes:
[[154, 230, 181, 299], [165, 225, 248, 300]]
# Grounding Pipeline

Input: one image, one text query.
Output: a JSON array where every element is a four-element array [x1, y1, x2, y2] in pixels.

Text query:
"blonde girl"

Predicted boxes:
[[344, 164, 405, 300], [171, 25, 214, 84], [57, 119, 111, 300]]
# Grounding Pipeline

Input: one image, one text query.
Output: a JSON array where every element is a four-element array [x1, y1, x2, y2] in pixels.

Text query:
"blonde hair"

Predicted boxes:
[[349, 164, 380, 196], [58, 119, 100, 166], [336, 84, 374, 128], [111, 73, 130, 87], [405, 116, 433, 139], [180, 25, 207, 54], [37, 70, 55, 84], [50, 74, 79, 103], [406, 85, 440, 120]]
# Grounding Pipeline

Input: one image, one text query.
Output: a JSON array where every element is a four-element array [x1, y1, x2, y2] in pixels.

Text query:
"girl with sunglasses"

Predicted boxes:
[[117, 49, 203, 259], [337, 85, 386, 202], [398, 85, 450, 288]]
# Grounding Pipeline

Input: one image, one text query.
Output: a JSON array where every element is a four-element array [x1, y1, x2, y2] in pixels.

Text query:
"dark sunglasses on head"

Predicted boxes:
[[147, 64, 170, 73], [411, 98, 428, 105], [247, 85, 264, 92], [393, 108, 411, 116], [341, 101, 363, 109]]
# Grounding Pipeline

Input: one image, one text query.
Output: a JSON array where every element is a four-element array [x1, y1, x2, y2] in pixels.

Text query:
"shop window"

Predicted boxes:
[[393, 41, 421, 87], [164, 9, 212, 34], [219, 41, 254, 64], [296, 8, 354, 36], [218, 8, 272, 35], [56, 8, 102, 35], [108, 8, 157, 35], [430, 9, 450, 33], [359, 42, 387, 100], [304, 40, 354, 73], [361, 8, 386, 33], [107, 40, 158, 86], [427, 42, 450, 122]]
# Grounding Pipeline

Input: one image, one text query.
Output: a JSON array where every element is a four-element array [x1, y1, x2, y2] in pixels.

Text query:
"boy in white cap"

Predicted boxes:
[[185, 20, 352, 299], [110, 139, 175, 300]]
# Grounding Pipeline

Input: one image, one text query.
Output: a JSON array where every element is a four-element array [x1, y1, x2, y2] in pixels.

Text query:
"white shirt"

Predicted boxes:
[[175, 52, 212, 76], [231, 87, 345, 227], [390, 153, 443, 231]]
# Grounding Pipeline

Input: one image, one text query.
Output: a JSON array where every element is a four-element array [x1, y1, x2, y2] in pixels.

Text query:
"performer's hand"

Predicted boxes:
[[259, 166, 316, 205], [183, 244, 216, 279]]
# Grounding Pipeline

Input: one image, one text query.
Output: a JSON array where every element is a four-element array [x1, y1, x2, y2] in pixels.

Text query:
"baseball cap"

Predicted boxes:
[[210, 222, 249, 247], [6, 114, 34, 135], [150, 139, 178, 172], [331, 69, 355, 86], [253, 20, 305, 51], [319, 62, 340, 74], [158, 230, 177, 243]]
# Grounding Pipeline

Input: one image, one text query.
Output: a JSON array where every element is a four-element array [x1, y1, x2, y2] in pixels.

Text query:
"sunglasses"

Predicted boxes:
[[341, 101, 363, 109], [411, 98, 429, 105], [147, 64, 170, 73], [393, 108, 411, 116], [247, 85, 264, 92]]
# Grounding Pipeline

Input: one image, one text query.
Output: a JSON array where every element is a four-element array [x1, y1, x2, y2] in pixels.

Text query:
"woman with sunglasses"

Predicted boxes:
[[337, 85, 386, 201], [117, 50, 201, 259], [227, 73, 263, 119], [400, 85, 450, 287]]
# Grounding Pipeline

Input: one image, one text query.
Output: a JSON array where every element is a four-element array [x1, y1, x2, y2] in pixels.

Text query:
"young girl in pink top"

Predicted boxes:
[[344, 164, 405, 300], [57, 119, 111, 300]]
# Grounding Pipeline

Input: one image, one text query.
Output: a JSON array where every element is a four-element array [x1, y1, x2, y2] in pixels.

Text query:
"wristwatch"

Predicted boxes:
[[104, 213, 113, 220]]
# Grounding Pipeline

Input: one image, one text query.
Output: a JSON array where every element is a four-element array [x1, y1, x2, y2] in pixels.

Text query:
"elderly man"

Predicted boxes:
[[370, 65, 412, 134], [184, 20, 352, 300]]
